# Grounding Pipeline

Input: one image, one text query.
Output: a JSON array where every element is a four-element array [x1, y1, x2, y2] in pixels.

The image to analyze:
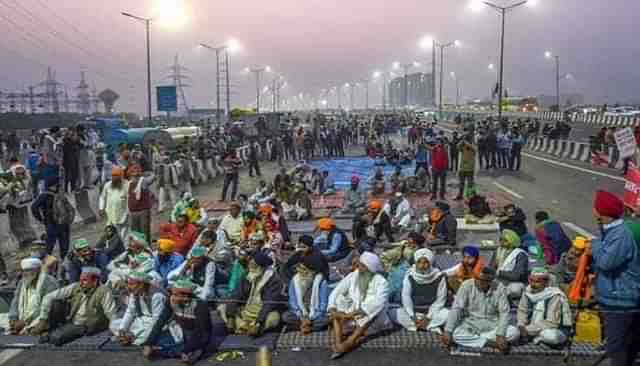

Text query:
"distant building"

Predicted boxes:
[[388, 72, 434, 108], [537, 93, 585, 108]]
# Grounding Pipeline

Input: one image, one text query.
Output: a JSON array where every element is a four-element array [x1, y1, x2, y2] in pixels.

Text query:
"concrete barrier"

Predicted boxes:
[[73, 189, 98, 225], [7, 206, 38, 248]]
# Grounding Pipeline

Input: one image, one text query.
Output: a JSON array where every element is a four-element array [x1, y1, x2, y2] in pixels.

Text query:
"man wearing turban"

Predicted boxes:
[[516, 267, 573, 347], [99, 166, 130, 241], [0, 258, 58, 335], [327, 252, 391, 359], [444, 245, 485, 294]]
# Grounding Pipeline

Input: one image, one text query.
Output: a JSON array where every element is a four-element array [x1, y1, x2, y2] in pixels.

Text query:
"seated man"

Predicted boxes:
[[552, 236, 587, 291], [384, 192, 412, 232], [107, 231, 154, 287], [365, 200, 395, 243], [110, 271, 172, 350], [380, 232, 425, 302], [33, 267, 118, 346], [517, 267, 573, 347], [288, 183, 313, 221], [389, 166, 405, 192], [168, 246, 217, 301], [341, 176, 366, 215], [390, 248, 449, 333], [327, 252, 390, 359], [224, 249, 251, 298], [368, 168, 386, 196], [159, 214, 199, 257], [441, 267, 519, 353], [165, 278, 215, 365], [321, 171, 336, 196], [534, 211, 571, 266], [219, 202, 244, 245], [497, 204, 528, 237], [29, 240, 59, 277], [424, 202, 457, 247], [154, 239, 185, 287], [283, 262, 330, 334], [444, 246, 485, 295], [64, 238, 109, 284], [0, 258, 58, 335], [282, 235, 330, 285], [314, 218, 351, 263], [220, 251, 284, 336], [185, 198, 208, 227], [240, 211, 261, 243], [493, 229, 529, 299], [95, 225, 125, 262]]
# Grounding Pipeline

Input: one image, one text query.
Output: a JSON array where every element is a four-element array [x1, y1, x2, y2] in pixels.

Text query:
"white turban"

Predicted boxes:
[[414, 248, 434, 264], [359, 251, 383, 274], [20, 258, 42, 270]]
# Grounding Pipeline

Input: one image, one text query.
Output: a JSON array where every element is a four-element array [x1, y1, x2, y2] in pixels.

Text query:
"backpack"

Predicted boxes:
[[50, 192, 76, 225]]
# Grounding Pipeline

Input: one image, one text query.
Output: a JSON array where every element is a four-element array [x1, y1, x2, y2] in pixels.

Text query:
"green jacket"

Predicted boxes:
[[458, 142, 476, 173], [67, 285, 113, 334]]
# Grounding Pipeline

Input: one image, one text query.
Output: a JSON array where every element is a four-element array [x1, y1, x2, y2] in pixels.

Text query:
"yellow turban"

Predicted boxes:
[[158, 239, 175, 252], [573, 236, 587, 250]]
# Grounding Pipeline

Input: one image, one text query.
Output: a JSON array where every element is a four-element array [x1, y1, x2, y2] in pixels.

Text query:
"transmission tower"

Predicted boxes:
[[76, 71, 91, 114], [164, 54, 191, 117]]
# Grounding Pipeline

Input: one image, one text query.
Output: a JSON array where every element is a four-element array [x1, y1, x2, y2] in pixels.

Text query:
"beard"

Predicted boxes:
[[357, 270, 374, 296], [246, 267, 265, 283]]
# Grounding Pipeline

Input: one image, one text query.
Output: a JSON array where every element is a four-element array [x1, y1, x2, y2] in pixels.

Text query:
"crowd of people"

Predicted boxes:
[[0, 112, 637, 366]]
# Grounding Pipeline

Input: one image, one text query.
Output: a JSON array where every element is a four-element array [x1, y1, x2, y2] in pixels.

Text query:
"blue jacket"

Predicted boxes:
[[592, 220, 640, 308], [154, 254, 185, 286], [287, 277, 329, 321]]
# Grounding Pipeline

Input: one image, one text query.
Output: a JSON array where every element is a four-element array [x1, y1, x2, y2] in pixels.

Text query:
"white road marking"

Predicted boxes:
[[562, 222, 595, 239], [492, 181, 524, 199], [0, 349, 23, 365], [437, 124, 625, 182], [522, 152, 625, 182]]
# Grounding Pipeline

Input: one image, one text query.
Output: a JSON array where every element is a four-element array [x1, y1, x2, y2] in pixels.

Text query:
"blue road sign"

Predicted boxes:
[[156, 86, 177, 112]]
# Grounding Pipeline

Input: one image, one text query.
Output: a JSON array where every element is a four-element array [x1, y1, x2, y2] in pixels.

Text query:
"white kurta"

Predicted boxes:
[[327, 271, 391, 334], [391, 274, 449, 332], [99, 180, 130, 240]]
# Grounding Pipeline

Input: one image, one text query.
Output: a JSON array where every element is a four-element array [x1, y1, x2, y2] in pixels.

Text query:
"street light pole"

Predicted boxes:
[[225, 50, 231, 119], [246, 66, 269, 113], [435, 41, 456, 117], [555, 55, 560, 112], [432, 39, 437, 108], [122, 12, 153, 125], [363, 79, 370, 110], [481, 0, 528, 118]]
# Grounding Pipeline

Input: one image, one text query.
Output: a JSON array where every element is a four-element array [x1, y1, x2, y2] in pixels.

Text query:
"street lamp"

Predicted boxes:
[[199, 39, 242, 123], [373, 70, 388, 111], [122, 12, 153, 124], [244, 65, 271, 113], [420, 35, 438, 108], [471, 0, 530, 118], [545, 50, 561, 112], [434, 40, 459, 117]]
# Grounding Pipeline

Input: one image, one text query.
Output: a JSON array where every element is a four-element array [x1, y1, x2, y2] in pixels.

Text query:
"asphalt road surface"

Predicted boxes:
[[0, 349, 602, 366]]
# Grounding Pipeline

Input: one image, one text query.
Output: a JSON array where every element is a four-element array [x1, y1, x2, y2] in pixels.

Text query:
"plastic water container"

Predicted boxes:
[[573, 310, 602, 344]]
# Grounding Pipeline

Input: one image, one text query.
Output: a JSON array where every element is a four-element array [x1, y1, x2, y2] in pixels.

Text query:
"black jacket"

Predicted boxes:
[[227, 272, 285, 331]]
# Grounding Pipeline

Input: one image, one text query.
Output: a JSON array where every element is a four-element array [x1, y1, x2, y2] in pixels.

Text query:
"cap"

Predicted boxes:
[[73, 238, 90, 250]]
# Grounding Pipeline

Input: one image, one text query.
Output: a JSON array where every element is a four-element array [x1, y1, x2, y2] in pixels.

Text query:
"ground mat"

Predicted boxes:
[[218, 333, 280, 351], [32, 331, 112, 351]]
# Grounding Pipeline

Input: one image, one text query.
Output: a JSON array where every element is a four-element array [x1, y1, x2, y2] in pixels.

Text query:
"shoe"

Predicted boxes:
[[0, 274, 9, 287], [330, 352, 345, 360]]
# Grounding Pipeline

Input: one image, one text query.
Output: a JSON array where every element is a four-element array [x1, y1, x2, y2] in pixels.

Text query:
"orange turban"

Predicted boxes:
[[259, 203, 273, 216], [112, 167, 124, 177], [318, 218, 335, 231], [368, 200, 383, 210]]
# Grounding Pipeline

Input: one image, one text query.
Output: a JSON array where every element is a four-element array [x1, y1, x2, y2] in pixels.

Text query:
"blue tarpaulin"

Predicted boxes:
[[309, 157, 416, 188]]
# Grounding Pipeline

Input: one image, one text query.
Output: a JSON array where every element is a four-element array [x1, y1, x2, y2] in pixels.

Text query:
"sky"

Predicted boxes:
[[0, 0, 639, 114]]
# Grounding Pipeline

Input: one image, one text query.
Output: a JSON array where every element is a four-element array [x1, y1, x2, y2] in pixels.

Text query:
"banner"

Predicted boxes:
[[156, 86, 178, 112], [623, 165, 640, 209], [615, 127, 638, 159]]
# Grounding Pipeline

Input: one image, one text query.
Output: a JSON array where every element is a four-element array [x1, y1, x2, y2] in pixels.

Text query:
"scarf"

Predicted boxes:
[[496, 229, 522, 268], [357, 271, 374, 302], [497, 247, 526, 272], [407, 266, 442, 285], [134, 177, 144, 201], [524, 286, 572, 326]]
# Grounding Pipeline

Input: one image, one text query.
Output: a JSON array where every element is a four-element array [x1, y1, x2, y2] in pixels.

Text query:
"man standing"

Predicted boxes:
[[99, 167, 130, 241], [430, 138, 449, 201], [128, 164, 155, 243], [247, 139, 261, 178], [449, 131, 461, 172], [455, 134, 476, 201], [220, 149, 242, 202], [31, 178, 71, 262], [590, 190, 640, 366], [341, 176, 366, 215]]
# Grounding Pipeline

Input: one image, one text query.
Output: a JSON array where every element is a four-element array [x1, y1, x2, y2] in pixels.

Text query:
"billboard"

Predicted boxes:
[[156, 86, 177, 112]]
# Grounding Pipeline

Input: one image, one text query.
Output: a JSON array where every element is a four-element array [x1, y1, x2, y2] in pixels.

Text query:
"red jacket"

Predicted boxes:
[[159, 223, 199, 256], [431, 145, 449, 172]]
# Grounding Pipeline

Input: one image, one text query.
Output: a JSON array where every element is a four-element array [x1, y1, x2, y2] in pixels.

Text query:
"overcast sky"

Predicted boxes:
[[0, 0, 638, 114]]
